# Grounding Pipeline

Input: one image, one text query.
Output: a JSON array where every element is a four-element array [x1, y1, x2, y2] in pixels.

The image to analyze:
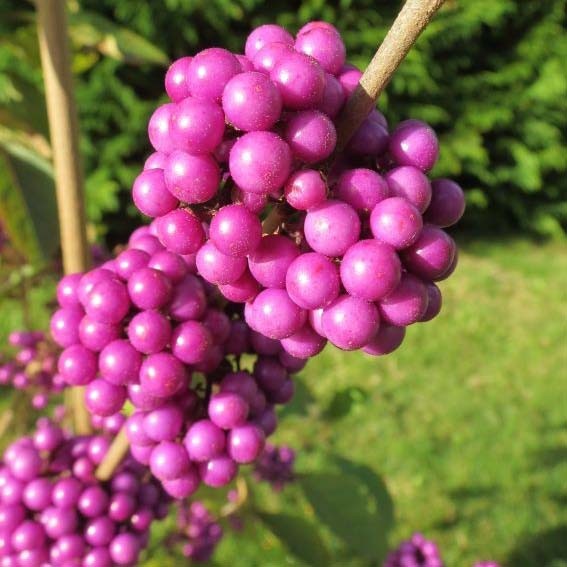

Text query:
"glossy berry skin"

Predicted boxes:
[[295, 27, 346, 74], [58, 344, 97, 386], [252, 289, 306, 340], [389, 119, 439, 172], [270, 51, 325, 110], [132, 168, 178, 218], [127, 267, 172, 310], [148, 250, 188, 283], [229, 131, 292, 194], [304, 200, 361, 257], [187, 48, 241, 102], [196, 241, 247, 285], [78, 486, 109, 518], [222, 72, 282, 132], [165, 56, 192, 102], [148, 103, 176, 154], [127, 310, 171, 354], [284, 110, 336, 163], [150, 441, 190, 481], [401, 226, 456, 281], [218, 269, 261, 303], [78, 316, 121, 352], [227, 424, 265, 464], [22, 478, 51, 511], [318, 72, 345, 118], [340, 240, 401, 301], [208, 392, 249, 429], [385, 165, 432, 213], [280, 324, 327, 359], [370, 197, 423, 250], [170, 97, 225, 154], [199, 456, 238, 487], [143, 403, 184, 442], [245, 24, 294, 59], [338, 66, 362, 97], [378, 273, 429, 326], [171, 321, 212, 364], [156, 209, 206, 255], [184, 420, 226, 462], [115, 249, 150, 280], [50, 307, 83, 347], [362, 324, 406, 356], [85, 379, 127, 417], [85, 516, 116, 546], [286, 252, 340, 310], [248, 235, 300, 289], [56, 273, 82, 308], [99, 340, 142, 385], [109, 532, 141, 566], [347, 117, 389, 157], [84, 277, 130, 324], [161, 469, 200, 499], [424, 178, 466, 227], [164, 150, 220, 204], [322, 295, 380, 351], [52, 477, 82, 508], [169, 275, 207, 321], [335, 168, 390, 215], [139, 352, 187, 398], [284, 169, 327, 210], [420, 282, 442, 322], [252, 41, 295, 73], [209, 204, 262, 257]]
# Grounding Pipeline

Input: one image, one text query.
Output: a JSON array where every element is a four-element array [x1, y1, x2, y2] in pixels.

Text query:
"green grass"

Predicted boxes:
[[1, 239, 566, 566]]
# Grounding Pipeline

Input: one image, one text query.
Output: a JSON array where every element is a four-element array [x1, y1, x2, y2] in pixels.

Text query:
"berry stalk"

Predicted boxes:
[[335, 0, 446, 151], [36, 0, 92, 434]]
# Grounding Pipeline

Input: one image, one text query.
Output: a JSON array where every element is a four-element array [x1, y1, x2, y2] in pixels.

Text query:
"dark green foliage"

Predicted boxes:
[[1, 0, 565, 247]]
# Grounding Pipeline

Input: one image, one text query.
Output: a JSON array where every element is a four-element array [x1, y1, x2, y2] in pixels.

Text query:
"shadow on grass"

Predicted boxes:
[[506, 525, 567, 567], [532, 447, 567, 468]]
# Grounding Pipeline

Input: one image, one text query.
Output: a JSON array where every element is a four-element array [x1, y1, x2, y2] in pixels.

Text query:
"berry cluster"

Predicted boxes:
[[0, 420, 168, 566], [175, 501, 223, 563], [252, 444, 295, 491], [50, 232, 305, 498], [384, 533, 444, 567], [130, 20, 464, 360], [0, 331, 64, 410]]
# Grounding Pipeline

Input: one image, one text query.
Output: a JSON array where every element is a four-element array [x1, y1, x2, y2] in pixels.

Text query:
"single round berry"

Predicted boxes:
[[228, 424, 265, 464], [378, 273, 429, 326], [208, 392, 249, 429], [252, 289, 306, 340], [284, 110, 337, 163], [370, 197, 423, 250], [99, 340, 142, 386], [295, 27, 346, 74], [184, 420, 226, 462], [222, 71, 282, 131], [165, 56, 192, 102], [209, 204, 262, 257], [335, 168, 390, 214], [362, 324, 406, 356], [132, 169, 178, 218], [284, 169, 327, 210], [248, 235, 300, 289], [156, 209, 206, 255], [424, 178, 466, 227], [245, 24, 294, 59], [389, 119, 439, 172]]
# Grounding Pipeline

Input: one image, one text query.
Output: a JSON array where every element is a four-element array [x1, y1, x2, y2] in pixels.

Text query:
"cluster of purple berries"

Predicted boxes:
[[0, 331, 64, 410], [0, 419, 168, 566], [252, 443, 295, 491], [131, 20, 465, 360], [175, 501, 223, 563], [384, 533, 444, 567], [384, 533, 501, 567], [49, 231, 306, 498]]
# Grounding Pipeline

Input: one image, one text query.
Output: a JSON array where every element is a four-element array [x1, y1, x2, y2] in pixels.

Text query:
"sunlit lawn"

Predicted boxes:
[[1, 238, 566, 566]]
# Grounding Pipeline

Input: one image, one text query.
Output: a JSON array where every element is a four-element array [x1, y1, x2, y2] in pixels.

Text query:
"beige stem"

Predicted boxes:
[[335, 0, 446, 151], [36, 0, 92, 435]]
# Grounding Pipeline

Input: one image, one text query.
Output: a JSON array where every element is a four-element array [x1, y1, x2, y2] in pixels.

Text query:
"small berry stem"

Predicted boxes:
[[95, 427, 129, 481], [36, 0, 92, 434], [335, 0, 446, 151]]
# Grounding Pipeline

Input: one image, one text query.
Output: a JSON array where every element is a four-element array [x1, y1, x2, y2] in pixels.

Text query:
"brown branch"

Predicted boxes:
[[335, 0, 446, 152], [36, 0, 92, 435]]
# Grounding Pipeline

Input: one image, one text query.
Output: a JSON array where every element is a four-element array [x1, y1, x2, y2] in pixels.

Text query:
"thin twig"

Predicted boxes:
[[335, 0, 446, 151], [36, 0, 92, 435]]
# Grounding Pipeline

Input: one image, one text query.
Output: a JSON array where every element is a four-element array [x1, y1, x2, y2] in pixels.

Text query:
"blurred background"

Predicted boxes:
[[0, 0, 565, 565]]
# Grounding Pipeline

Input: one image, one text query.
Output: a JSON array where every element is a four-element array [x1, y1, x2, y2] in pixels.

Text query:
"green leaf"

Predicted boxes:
[[300, 464, 394, 561], [68, 11, 168, 66], [258, 512, 330, 566], [324, 386, 369, 420], [0, 139, 58, 263]]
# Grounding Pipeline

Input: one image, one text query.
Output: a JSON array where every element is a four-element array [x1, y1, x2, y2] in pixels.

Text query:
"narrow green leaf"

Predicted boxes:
[[300, 467, 393, 561], [0, 140, 58, 263], [68, 11, 168, 66], [258, 512, 330, 566]]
